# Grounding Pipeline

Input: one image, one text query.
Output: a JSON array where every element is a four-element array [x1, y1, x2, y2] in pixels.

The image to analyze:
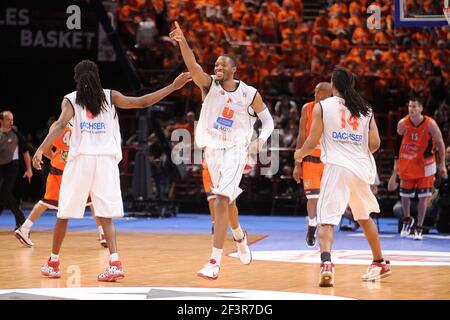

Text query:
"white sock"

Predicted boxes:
[[110, 253, 119, 262], [98, 226, 104, 235], [210, 247, 223, 265], [50, 253, 59, 261], [308, 217, 317, 227], [22, 219, 33, 232], [232, 225, 244, 241]]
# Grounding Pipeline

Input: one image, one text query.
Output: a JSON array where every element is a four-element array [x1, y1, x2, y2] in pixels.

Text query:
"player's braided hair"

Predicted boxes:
[[74, 60, 108, 117], [332, 67, 371, 118]]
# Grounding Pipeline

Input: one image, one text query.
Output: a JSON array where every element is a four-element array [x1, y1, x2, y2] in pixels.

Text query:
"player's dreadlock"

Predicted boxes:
[[332, 67, 371, 118], [73, 60, 108, 117]]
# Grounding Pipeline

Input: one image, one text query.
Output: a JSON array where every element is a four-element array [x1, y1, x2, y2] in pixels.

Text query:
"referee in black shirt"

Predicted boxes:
[[0, 110, 33, 229]]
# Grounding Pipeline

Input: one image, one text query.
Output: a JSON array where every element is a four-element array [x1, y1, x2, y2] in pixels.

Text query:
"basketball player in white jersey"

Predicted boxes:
[[32, 60, 191, 281], [170, 21, 274, 280], [294, 67, 391, 287]]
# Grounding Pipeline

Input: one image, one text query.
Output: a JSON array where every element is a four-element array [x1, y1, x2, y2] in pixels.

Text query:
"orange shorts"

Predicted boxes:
[[400, 176, 435, 198], [41, 173, 62, 209], [202, 160, 215, 201], [302, 156, 324, 199], [41, 169, 92, 209]]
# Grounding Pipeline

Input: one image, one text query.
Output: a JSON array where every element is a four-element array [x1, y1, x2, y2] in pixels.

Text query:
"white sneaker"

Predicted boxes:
[[15, 228, 34, 247], [234, 230, 252, 265], [196, 259, 220, 280], [361, 260, 392, 281], [400, 217, 415, 237], [413, 229, 423, 240], [99, 233, 108, 248]]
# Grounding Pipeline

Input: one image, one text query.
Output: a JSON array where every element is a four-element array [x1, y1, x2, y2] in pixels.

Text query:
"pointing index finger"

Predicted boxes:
[[174, 21, 180, 30]]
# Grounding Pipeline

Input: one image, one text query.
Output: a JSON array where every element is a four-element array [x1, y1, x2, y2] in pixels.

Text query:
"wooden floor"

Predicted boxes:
[[1, 230, 449, 300]]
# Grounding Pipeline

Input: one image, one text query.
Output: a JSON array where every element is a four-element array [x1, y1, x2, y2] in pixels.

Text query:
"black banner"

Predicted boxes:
[[0, 0, 102, 61]]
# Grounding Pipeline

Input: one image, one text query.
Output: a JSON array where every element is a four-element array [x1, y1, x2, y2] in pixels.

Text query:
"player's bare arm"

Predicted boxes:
[[397, 118, 406, 135], [294, 103, 323, 162], [169, 21, 212, 93], [429, 119, 448, 178], [293, 104, 308, 183], [112, 72, 191, 109], [248, 92, 274, 154], [33, 99, 74, 170], [368, 115, 381, 153]]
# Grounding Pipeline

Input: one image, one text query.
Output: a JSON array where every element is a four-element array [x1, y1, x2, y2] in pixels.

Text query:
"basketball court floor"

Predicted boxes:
[[0, 210, 449, 300]]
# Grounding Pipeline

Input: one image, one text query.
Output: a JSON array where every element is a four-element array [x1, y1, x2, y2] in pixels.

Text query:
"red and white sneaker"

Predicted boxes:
[[97, 260, 125, 282], [99, 233, 108, 248], [196, 259, 220, 280], [319, 262, 335, 287], [41, 258, 61, 279], [362, 260, 392, 281], [234, 230, 252, 265]]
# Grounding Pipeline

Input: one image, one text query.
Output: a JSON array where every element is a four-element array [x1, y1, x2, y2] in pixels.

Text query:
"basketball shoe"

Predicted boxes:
[[319, 261, 335, 287], [413, 227, 423, 240], [362, 260, 391, 281], [234, 230, 252, 265], [400, 217, 415, 237], [197, 259, 220, 280], [99, 233, 108, 248], [41, 258, 61, 278], [15, 227, 34, 247], [306, 225, 317, 248], [97, 260, 125, 282]]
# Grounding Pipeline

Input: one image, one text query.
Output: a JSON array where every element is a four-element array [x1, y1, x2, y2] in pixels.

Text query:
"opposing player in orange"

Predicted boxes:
[[391, 98, 447, 240], [293, 82, 332, 247], [14, 124, 107, 248]]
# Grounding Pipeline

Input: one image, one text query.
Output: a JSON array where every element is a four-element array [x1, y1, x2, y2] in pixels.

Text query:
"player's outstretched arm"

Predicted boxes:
[[112, 72, 192, 109], [33, 99, 74, 170], [294, 103, 323, 162], [169, 21, 211, 92]]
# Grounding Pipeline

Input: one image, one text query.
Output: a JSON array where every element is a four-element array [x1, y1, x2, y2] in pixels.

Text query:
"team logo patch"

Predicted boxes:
[[215, 106, 234, 128], [61, 150, 68, 162]]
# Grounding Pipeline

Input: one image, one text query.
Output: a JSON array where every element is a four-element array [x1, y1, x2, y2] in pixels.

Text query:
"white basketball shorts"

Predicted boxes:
[[58, 155, 124, 219], [204, 144, 248, 203], [317, 164, 380, 226]]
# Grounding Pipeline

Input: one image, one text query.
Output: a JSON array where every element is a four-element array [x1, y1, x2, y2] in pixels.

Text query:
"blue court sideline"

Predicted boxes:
[[1, 210, 449, 252]]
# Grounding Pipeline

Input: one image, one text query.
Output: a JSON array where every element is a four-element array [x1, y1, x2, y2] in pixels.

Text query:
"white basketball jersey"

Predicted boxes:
[[195, 76, 258, 149], [64, 89, 122, 163], [319, 96, 376, 184]]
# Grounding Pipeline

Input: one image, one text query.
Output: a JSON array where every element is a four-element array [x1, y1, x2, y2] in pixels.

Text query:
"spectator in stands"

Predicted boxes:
[[257, 3, 279, 43], [328, 12, 348, 36], [277, 1, 300, 31], [313, 9, 328, 33], [267, 0, 281, 17], [232, 0, 247, 21], [242, 6, 258, 34]]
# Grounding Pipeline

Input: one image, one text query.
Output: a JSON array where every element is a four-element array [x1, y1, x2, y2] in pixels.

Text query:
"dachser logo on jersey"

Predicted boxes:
[[80, 110, 106, 133], [332, 131, 363, 143]]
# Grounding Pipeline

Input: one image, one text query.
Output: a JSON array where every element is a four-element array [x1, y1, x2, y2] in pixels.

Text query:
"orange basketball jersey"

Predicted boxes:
[[305, 101, 321, 158], [398, 116, 436, 180], [50, 127, 71, 171]]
